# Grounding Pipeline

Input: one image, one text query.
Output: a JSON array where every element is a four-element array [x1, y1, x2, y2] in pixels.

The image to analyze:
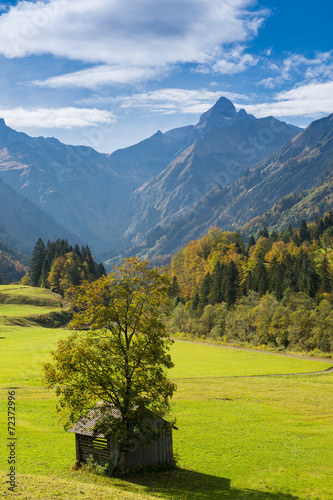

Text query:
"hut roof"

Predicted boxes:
[[68, 402, 176, 438], [67, 402, 120, 438]]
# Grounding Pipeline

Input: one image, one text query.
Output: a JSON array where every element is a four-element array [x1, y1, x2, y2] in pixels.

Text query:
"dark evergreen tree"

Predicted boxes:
[[168, 276, 180, 298], [210, 262, 224, 304], [316, 256, 331, 296], [97, 262, 107, 277], [297, 250, 318, 297], [282, 224, 295, 244], [252, 257, 268, 296], [73, 243, 81, 258], [0, 273, 5, 285], [298, 219, 311, 243], [317, 219, 325, 239], [29, 238, 46, 287], [270, 231, 279, 242], [283, 253, 298, 293], [246, 235, 256, 254], [223, 260, 239, 308], [198, 272, 212, 310], [258, 227, 269, 239], [40, 240, 56, 288], [192, 291, 200, 311], [268, 257, 285, 300]]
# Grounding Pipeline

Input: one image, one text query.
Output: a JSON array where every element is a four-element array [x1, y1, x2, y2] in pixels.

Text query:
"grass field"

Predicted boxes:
[[0, 285, 333, 499]]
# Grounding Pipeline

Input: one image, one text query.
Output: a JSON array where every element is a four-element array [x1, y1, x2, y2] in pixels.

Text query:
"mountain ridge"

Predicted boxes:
[[119, 112, 333, 261], [0, 97, 302, 257]]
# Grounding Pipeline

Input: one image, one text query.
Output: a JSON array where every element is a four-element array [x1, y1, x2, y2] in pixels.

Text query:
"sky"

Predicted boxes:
[[0, 0, 332, 153]]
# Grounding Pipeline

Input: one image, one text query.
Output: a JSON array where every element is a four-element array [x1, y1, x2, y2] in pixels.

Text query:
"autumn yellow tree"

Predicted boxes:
[[43, 257, 176, 470]]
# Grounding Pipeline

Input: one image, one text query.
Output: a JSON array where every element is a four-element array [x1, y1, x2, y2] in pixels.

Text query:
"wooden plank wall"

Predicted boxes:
[[125, 431, 173, 468], [78, 435, 110, 463], [76, 431, 173, 469]]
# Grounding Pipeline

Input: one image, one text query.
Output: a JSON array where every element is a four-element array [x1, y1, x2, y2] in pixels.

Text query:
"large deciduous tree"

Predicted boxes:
[[42, 257, 176, 470]]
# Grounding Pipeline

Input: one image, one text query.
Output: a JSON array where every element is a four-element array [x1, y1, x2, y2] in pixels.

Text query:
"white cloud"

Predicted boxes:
[[0, 0, 268, 86], [258, 51, 333, 89], [211, 46, 258, 74], [83, 88, 249, 115], [245, 80, 333, 118], [33, 65, 167, 89], [0, 106, 116, 129]]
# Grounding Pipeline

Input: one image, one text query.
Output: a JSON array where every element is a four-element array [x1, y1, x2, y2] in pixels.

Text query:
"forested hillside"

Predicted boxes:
[[0, 241, 28, 283], [168, 214, 333, 354]]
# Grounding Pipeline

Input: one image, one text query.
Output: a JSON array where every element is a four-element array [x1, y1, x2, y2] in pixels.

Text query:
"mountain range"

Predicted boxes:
[[126, 112, 333, 261], [0, 97, 302, 260]]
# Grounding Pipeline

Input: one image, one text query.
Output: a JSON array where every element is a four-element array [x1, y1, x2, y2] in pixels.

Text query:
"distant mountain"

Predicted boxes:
[[0, 119, 135, 251], [122, 100, 301, 251], [121, 113, 333, 260], [0, 97, 301, 257], [240, 178, 333, 238], [0, 174, 82, 254]]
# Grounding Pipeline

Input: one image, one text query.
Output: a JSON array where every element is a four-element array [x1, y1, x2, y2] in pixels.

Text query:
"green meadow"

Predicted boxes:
[[0, 285, 333, 499]]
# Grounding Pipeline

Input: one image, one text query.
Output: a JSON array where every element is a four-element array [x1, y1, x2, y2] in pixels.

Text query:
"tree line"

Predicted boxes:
[[26, 238, 106, 297], [168, 213, 333, 353]]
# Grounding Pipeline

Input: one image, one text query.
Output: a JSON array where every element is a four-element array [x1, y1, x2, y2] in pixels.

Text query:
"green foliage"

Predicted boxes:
[[42, 258, 176, 471], [0, 285, 332, 500], [30, 238, 46, 286], [29, 238, 106, 296], [169, 212, 333, 353]]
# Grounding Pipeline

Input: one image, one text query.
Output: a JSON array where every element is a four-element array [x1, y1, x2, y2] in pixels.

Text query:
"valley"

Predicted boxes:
[[0, 285, 332, 499]]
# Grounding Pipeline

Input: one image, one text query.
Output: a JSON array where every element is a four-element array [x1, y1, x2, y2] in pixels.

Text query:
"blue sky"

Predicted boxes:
[[0, 0, 332, 153]]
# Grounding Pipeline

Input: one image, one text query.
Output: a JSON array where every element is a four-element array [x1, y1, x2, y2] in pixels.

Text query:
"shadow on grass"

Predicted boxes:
[[118, 468, 298, 500]]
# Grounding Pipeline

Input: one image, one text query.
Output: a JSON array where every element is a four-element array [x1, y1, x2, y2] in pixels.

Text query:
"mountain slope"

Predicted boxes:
[[0, 175, 82, 254], [240, 177, 333, 237], [0, 97, 301, 256], [122, 113, 333, 260], [0, 241, 29, 283], [123, 104, 301, 247], [0, 119, 135, 250]]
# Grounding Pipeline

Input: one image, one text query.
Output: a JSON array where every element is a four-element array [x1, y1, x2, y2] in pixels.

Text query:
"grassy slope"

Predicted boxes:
[[0, 285, 332, 499]]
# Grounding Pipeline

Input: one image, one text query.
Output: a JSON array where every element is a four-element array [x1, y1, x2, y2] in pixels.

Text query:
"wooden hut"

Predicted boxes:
[[68, 402, 175, 470]]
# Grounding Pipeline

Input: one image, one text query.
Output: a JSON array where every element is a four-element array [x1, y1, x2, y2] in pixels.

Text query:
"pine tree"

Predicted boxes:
[[283, 253, 298, 293], [198, 272, 212, 311], [252, 257, 268, 296], [168, 276, 180, 298], [224, 260, 239, 308], [73, 243, 81, 258], [268, 256, 285, 300], [192, 292, 199, 311], [298, 219, 311, 243], [97, 262, 107, 277], [258, 227, 269, 239], [246, 235, 256, 254], [210, 262, 224, 304], [29, 238, 46, 287], [317, 256, 331, 295], [296, 250, 318, 297]]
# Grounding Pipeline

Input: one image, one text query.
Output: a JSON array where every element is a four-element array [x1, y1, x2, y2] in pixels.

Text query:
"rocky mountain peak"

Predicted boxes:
[[0, 118, 6, 128], [199, 97, 237, 124], [196, 96, 250, 134]]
